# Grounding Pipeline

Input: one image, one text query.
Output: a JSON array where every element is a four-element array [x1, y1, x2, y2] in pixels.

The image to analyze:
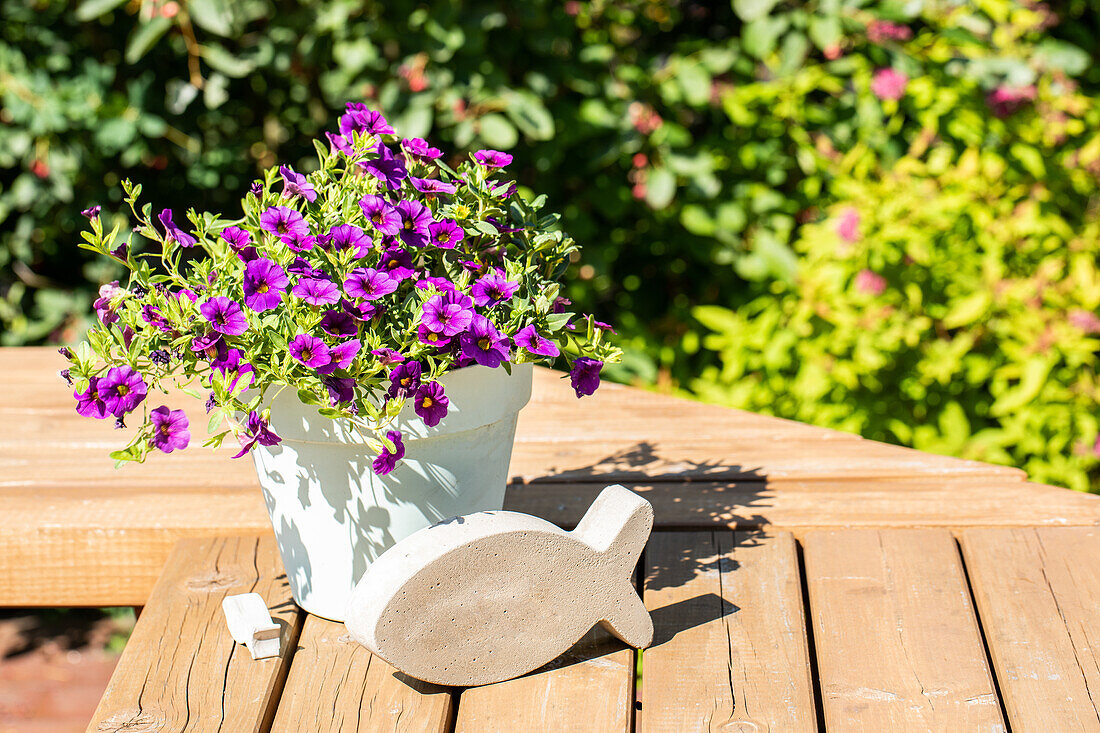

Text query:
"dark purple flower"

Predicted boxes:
[[320, 310, 358, 337], [344, 267, 398, 301], [459, 315, 509, 368], [593, 320, 617, 334], [329, 224, 372, 257], [388, 361, 422, 399], [249, 181, 264, 198], [421, 292, 474, 336], [485, 216, 522, 234], [98, 365, 148, 416], [514, 324, 560, 357], [552, 296, 572, 313], [191, 331, 222, 358], [402, 138, 443, 160], [394, 200, 432, 248], [93, 281, 124, 325], [379, 246, 417, 281], [323, 376, 356, 406], [359, 144, 408, 190], [74, 377, 108, 419], [110, 241, 129, 259], [326, 132, 355, 156], [472, 270, 520, 308], [59, 368, 72, 385], [150, 406, 190, 453], [82, 205, 101, 220], [316, 338, 361, 375], [289, 334, 331, 368], [292, 277, 340, 306], [359, 195, 402, 236], [570, 357, 603, 397], [281, 230, 317, 253], [413, 381, 449, 427], [260, 206, 310, 238], [243, 258, 288, 312], [288, 257, 325, 278], [220, 225, 252, 251], [200, 296, 249, 335], [212, 348, 256, 390], [417, 323, 452, 348], [428, 219, 464, 249], [158, 209, 198, 247], [279, 165, 318, 203], [372, 429, 405, 475], [232, 410, 281, 459], [342, 297, 379, 322], [141, 305, 172, 333], [488, 181, 517, 199], [372, 348, 405, 366], [340, 103, 395, 138], [473, 149, 513, 168], [410, 177, 457, 196]]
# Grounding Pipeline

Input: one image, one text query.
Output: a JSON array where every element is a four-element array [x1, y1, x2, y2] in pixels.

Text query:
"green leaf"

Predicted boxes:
[[478, 114, 518, 149], [506, 92, 556, 140], [743, 16, 787, 59], [200, 44, 256, 78], [732, 0, 781, 22], [189, 0, 235, 36], [991, 359, 1052, 416], [75, 0, 128, 21], [125, 17, 172, 64], [545, 312, 575, 331], [645, 167, 676, 209], [942, 291, 990, 329], [808, 15, 841, 51]]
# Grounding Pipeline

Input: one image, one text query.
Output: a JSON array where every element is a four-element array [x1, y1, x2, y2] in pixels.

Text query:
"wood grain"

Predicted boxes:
[[639, 531, 816, 732], [961, 527, 1100, 730], [271, 615, 453, 732], [803, 529, 1004, 731], [86, 536, 302, 732], [454, 626, 633, 733]]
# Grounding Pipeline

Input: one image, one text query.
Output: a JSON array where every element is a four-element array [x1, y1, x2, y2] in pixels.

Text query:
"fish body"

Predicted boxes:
[[344, 484, 654, 686]]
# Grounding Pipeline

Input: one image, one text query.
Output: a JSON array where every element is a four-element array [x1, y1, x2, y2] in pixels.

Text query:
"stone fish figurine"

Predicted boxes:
[[344, 484, 654, 686]]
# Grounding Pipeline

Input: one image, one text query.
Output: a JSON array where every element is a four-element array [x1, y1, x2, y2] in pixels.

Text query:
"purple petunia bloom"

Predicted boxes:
[[200, 297, 249, 336], [98, 365, 148, 417], [281, 231, 317, 253], [514, 324, 560, 358], [372, 348, 405, 367], [292, 277, 341, 306], [221, 225, 252, 250], [326, 131, 355, 156], [260, 206, 310, 239], [359, 143, 408, 190], [243, 258, 288, 312], [372, 429, 405, 475], [394, 199, 433, 248], [289, 334, 331, 368], [473, 149, 513, 168], [93, 281, 124, 325], [415, 275, 456, 293], [74, 377, 109, 419], [316, 338, 361, 375], [342, 297, 380, 322], [249, 180, 264, 198], [459, 315, 510, 368], [159, 209, 198, 247], [417, 323, 452, 348], [379, 246, 417, 281], [323, 375, 357, 407], [359, 195, 402, 236], [344, 267, 398, 301], [141, 305, 173, 334], [472, 269, 519, 307], [191, 331, 222, 359], [288, 257, 324, 278], [232, 410, 282, 459], [340, 103, 395, 138], [387, 361, 422, 399], [150, 406, 190, 453], [594, 320, 617, 334], [402, 138, 443, 160], [82, 205, 101, 220], [279, 165, 318, 202], [421, 292, 474, 337], [329, 224, 372, 257], [320, 310, 358, 337], [569, 357, 603, 398], [428, 219, 464, 249], [413, 381, 449, 427], [410, 177, 457, 196]]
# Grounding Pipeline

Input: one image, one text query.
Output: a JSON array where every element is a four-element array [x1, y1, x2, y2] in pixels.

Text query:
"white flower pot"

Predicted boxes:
[[250, 363, 533, 621]]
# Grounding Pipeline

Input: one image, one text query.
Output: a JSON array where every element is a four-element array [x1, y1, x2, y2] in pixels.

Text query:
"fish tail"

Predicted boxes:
[[599, 580, 654, 649]]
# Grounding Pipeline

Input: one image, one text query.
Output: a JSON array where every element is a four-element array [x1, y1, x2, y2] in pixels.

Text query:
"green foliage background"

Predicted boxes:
[[2, 0, 1098, 488]]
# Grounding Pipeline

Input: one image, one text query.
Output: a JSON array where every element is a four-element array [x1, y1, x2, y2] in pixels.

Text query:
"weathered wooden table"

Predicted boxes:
[[3, 347, 1100, 731]]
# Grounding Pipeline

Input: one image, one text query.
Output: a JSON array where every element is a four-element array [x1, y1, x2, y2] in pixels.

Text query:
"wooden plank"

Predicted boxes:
[[454, 626, 633, 732], [639, 531, 816, 731], [803, 529, 1004, 731], [961, 527, 1100, 730], [86, 536, 302, 732], [271, 615, 453, 732]]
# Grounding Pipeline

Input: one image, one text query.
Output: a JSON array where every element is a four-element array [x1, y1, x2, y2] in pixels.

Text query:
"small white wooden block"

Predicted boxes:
[[345, 484, 654, 687], [222, 593, 281, 660]]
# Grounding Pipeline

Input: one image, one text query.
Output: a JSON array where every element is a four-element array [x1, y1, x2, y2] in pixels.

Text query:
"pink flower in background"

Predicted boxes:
[[871, 68, 908, 100], [986, 85, 1037, 118], [867, 20, 912, 44], [1068, 309, 1100, 333], [1094, 434, 1100, 458], [854, 269, 887, 295], [836, 207, 861, 243]]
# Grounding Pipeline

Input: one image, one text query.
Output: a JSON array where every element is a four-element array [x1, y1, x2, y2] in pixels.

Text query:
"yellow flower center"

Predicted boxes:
[[421, 397, 433, 409], [478, 338, 490, 350], [257, 283, 269, 294], [117, 385, 129, 396]]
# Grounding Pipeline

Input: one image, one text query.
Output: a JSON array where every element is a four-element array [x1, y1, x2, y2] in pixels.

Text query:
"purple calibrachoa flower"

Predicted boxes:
[[323, 375, 356, 406], [359, 195, 401, 236], [360, 143, 408, 190], [328, 224, 372, 257], [379, 246, 417, 281], [141, 305, 172, 333], [394, 199, 433, 248], [158, 209, 197, 247], [341, 103, 395, 137], [473, 149, 513, 168], [249, 180, 264, 198], [200, 296, 249, 335], [260, 206, 310, 238], [594, 320, 617, 334], [428, 219, 464, 249], [288, 257, 324, 278], [459, 315, 510, 368], [191, 331, 222, 358], [292, 277, 341, 306], [402, 138, 442, 160], [82, 205, 101, 220], [411, 177, 457, 196], [416, 275, 456, 292], [75, 377, 108, 419], [413, 381, 449, 427], [418, 323, 452, 348], [243, 258, 288, 312], [93, 281, 124, 325], [200, 294, 249, 334], [472, 270, 520, 307], [232, 410, 281, 459], [221, 225, 253, 252], [569, 357, 603, 398], [281, 230, 317, 253], [326, 131, 355, 156], [98, 365, 148, 416], [372, 348, 405, 366], [289, 334, 331, 368], [316, 339, 361, 375], [388, 360, 422, 399], [514, 324, 560, 357], [150, 406, 190, 453], [372, 430, 405, 475], [421, 292, 474, 336], [320, 310, 358, 337], [279, 165, 318, 202], [342, 297, 379, 322], [344, 267, 398, 300]]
